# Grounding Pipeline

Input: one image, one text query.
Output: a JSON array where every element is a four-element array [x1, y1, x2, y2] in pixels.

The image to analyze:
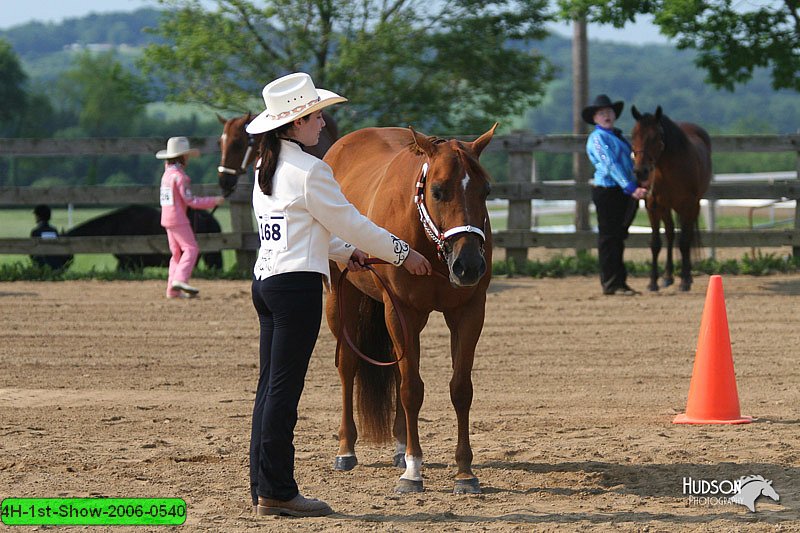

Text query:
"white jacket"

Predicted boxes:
[[252, 140, 409, 282]]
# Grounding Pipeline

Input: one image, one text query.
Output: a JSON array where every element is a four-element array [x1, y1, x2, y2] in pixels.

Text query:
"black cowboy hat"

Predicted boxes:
[[581, 94, 624, 125]]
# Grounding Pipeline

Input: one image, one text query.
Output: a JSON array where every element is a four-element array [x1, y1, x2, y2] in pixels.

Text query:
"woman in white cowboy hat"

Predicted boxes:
[[583, 94, 648, 296], [157, 136, 225, 298], [245, 72, 431, 518]]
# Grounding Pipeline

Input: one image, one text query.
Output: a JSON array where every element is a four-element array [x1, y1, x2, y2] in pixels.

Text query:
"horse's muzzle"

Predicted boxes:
[[634, 166, 652, 187], [218, 174, 239, 197], [447, 240, 487, 287]]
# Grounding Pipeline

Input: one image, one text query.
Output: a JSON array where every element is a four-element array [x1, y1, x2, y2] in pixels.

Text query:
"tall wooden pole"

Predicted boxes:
[[572, 17, 591, 241]]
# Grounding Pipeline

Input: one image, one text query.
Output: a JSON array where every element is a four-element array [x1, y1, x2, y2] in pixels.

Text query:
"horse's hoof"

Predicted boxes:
[[334, 455, 358, 471], [679, 282, 691, 292], [662, 278, 674, 288], [453, 478, 481, 494], [393, 453, 406, 468], [395, 478, 424, 493], [648, 283, 659, 292]]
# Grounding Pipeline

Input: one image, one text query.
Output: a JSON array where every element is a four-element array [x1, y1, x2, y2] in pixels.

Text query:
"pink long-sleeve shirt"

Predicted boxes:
[[159, 163, 218, 228]]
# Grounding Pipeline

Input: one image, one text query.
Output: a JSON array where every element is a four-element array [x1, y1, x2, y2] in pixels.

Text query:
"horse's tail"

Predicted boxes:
[[354, 294, 395, 443]]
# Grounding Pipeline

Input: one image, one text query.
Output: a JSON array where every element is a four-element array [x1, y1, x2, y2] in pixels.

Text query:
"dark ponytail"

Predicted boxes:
[[255, 122, 295, 195]]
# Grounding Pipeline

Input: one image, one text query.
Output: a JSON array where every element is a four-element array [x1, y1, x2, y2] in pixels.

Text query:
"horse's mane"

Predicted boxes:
[[658, 113, 690, 153], [407, 136, 448, 156], [405, 136, 493, 182], [739, 475, 768, 485]]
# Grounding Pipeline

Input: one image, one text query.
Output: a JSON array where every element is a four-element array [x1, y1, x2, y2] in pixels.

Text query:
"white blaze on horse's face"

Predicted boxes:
[[219, 133, 228, 164], [461, 173, 471, 215]]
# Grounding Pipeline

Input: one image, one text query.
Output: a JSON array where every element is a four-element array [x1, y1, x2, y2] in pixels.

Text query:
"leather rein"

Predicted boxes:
[[335, 161, 487, 367]]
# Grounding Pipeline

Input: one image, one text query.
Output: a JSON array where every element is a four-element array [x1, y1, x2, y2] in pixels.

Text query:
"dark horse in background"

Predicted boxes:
[[66, 205, 222, 271], [216, 111, 339, 195], [631, 106, 712, 292], [324, 125, 497, 494]]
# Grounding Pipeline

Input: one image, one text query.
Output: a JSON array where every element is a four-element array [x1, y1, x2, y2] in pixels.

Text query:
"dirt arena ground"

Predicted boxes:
[[2, 272, 799, 531]]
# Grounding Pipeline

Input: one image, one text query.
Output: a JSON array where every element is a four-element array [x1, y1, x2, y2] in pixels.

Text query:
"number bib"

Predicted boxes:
[[160, 186, 174, 206], [258, 214, 288, 251]]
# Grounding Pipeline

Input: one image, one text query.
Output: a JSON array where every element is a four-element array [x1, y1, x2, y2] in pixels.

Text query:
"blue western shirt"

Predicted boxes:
[[586, 125, 637, 195]]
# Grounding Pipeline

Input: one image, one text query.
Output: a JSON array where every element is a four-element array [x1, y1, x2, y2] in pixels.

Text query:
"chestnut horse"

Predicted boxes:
[[215, 112, 339, 195], [631, 106, 712, 292], [324, 125, 496, 494]]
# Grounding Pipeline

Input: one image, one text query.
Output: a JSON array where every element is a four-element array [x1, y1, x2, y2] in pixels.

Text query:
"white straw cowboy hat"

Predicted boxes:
[[246, 72, 346, 135], [156, 136, 201, 159]]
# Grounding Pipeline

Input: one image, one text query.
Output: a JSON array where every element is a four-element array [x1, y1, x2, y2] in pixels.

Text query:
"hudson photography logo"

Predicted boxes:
[[683, 475, 780, 512]]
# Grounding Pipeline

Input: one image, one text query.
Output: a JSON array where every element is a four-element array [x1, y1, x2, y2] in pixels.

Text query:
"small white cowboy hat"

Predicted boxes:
[[156, 136, 201, 159], [246, 72, 346, 135]]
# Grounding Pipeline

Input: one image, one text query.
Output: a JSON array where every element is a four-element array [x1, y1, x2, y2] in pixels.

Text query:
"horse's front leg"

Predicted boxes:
[[663, 213, 676, 287], [392, 371, 407, 468], [385, 304, 427, 493], [677, 211, 696, 291], [443, 296, 486, 494], [646, 204, 662, 291]]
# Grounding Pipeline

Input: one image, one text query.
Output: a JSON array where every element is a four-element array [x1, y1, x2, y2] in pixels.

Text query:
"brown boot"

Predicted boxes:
[[256, 494, 333, 517]]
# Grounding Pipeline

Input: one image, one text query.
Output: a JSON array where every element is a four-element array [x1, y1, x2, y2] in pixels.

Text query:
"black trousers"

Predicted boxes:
[[592, 186, 639, 292], [250, 271, 323, 503]]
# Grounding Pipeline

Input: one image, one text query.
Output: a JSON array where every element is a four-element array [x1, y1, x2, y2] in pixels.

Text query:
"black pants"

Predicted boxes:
[[592, 186, 639, 292], [250, 271, 323, 503]]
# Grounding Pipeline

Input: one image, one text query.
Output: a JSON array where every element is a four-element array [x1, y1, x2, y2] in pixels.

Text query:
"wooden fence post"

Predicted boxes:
[[506, 149, 534, 273], [228, 176, 256, 272], [794, 149, 800, 258], [571, 18, 591, 251]]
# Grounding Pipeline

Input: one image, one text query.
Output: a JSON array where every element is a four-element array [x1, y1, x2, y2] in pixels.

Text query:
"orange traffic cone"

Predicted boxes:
[[673, 275, 752, 424]]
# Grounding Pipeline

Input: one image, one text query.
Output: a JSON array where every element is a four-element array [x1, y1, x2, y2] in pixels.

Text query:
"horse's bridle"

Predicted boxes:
[[217, 129, 256, 177], [414, 162, 487, 262]]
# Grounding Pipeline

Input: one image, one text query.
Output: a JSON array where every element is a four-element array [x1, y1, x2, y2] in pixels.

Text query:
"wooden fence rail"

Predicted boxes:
[[1, 133, 799, 270]]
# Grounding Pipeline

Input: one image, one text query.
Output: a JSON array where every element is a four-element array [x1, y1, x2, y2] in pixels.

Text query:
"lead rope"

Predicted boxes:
[[335, 259, 410, 367], [334, 259, 450, 367]]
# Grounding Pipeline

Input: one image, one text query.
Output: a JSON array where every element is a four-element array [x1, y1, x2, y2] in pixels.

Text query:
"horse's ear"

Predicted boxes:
[[470, 123, 498, 158], [409, 126, 436, 158], [631, 106, 642, 121], [216, 113, 228, 125], [655, 106, 662, 121], [246, 111, 253, 121]]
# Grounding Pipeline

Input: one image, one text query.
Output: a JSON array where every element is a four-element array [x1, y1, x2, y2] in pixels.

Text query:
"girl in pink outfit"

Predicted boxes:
[[157, 137, 224, 298]]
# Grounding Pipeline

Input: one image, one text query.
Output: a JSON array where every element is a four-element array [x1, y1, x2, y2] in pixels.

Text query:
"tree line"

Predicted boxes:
[[0, 2, 797, 189]]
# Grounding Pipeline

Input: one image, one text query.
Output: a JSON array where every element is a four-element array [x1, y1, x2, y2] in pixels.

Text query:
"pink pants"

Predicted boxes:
[[165, 224, 199, 297]]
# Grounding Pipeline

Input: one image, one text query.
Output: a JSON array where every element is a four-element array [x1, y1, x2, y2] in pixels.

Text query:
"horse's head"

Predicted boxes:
[[410, 124, 497, 287], [630, 105, 664, 188], [217, 112, 256, 196], [761, 480, 780, 502]]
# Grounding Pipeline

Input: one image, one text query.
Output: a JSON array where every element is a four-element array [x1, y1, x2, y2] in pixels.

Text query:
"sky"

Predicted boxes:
[[0, 0, 670, 44]]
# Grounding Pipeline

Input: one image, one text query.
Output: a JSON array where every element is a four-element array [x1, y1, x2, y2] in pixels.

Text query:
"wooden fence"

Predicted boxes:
[[1, 133, 798, 271]]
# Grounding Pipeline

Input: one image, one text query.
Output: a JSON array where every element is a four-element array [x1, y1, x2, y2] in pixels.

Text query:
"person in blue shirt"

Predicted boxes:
[[583, 95, 648, 295]]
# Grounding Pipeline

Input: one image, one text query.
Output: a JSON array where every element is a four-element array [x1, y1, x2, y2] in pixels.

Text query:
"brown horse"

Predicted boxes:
[[631, 106, 712, 292], [324, 125, 496, 495], [215, 112, 339, 195]]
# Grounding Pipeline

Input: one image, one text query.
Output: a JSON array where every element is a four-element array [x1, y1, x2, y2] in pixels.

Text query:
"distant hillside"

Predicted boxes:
[[524, 36, 799, 135], [0, 8, 162, 58]]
